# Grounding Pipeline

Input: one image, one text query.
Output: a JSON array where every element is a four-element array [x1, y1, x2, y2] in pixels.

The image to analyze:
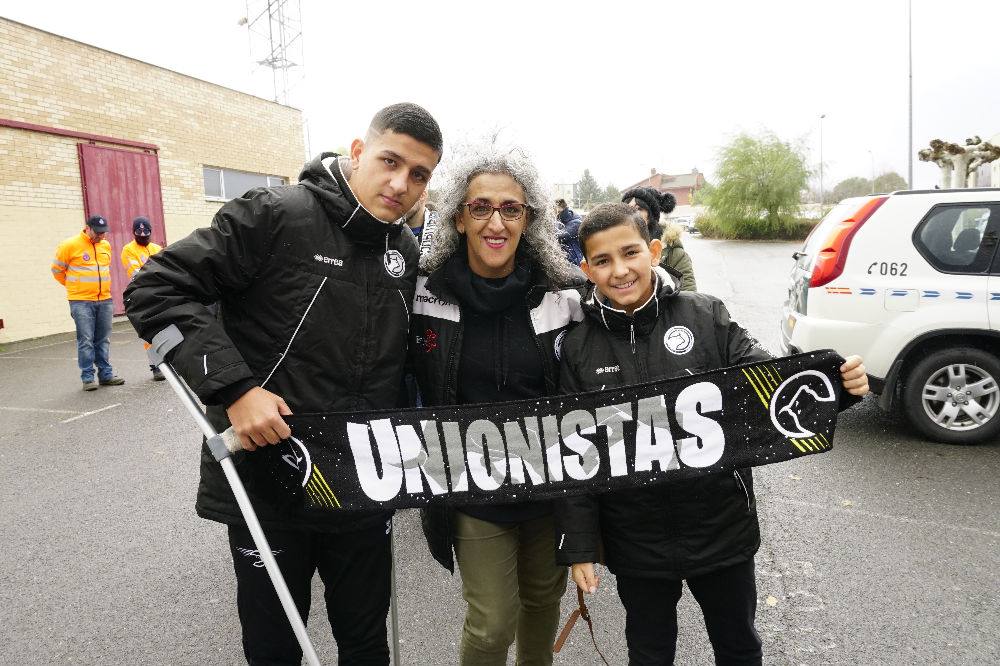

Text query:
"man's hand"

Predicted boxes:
[[225, 386, 293, 451], [571, 563, 600, 595], [840, 355, 870, 397]]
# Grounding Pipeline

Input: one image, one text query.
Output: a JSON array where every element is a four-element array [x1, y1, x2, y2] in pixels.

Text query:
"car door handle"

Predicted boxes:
[[792, 251, 806, 260]]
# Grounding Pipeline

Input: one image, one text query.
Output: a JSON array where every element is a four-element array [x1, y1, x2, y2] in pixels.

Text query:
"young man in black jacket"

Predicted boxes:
[[556, 203, 869, 665], [124, 103, 442, 665]]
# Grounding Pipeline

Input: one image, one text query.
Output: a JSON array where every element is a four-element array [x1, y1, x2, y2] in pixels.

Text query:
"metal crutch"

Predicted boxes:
[[148, 325, 322, 666], [389, 530, 401, 666]]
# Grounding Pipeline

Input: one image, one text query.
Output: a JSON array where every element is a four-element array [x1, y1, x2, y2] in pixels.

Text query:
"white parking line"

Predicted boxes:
[[0, 405, 78, 415], [0, 338, 76, 356], [771, 497, 1000, 539], [60, 403, 122, 424]]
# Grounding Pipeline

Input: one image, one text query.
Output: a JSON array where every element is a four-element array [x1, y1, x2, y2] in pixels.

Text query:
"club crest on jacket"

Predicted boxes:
[[664, 325, 694, 355], [384, 249, 405, 277]]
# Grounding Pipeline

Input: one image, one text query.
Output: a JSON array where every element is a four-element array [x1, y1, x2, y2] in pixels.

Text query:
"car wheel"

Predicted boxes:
[[902, 347, 1000, 444]]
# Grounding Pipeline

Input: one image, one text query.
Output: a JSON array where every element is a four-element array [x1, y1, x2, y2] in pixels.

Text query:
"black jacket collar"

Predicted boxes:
[[298, 152, 406, 246], [582, 267, 679, 336]]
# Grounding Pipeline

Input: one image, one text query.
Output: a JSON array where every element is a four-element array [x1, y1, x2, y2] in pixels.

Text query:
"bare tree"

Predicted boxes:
[[918, 136, 1000, 188]]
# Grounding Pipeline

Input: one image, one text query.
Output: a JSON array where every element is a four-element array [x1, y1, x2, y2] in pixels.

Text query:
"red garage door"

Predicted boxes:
[[78, 144, 166, 314]]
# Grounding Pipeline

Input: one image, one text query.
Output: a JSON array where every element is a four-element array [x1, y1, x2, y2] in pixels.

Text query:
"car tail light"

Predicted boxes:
[[810, 196, 888, 287]]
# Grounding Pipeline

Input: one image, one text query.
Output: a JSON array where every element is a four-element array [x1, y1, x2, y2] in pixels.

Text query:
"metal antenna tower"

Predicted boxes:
[[240, 0, 303, 105]]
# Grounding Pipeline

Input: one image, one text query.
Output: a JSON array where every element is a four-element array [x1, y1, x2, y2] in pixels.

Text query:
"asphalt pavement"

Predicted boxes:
[[0, 236, 996, 665]]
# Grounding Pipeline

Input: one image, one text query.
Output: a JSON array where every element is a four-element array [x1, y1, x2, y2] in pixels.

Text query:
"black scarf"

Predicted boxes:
[[443, 244, 537, 394], [442, 243, 533, 314], [245, 350, 847, 512]]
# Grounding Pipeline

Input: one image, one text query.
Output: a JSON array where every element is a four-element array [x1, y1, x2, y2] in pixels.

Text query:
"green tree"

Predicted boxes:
[[702, 132, 810, 237], [873, 171, 908, 192], [601, 183, 622, 204], [691, 181, 714, 206], [575, 169, 602, 209], [831, 176, 872, 202]]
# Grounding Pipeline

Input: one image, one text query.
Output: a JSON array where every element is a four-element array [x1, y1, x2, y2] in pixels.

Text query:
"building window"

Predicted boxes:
[[203, 166, 288, 200]]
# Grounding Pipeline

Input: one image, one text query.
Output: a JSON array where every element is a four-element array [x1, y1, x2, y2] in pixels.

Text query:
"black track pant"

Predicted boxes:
[[615, 558, 762, 666], [228, 520, 392, 665]]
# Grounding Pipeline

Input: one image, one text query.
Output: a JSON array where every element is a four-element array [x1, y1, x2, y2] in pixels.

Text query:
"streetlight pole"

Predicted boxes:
[[868, 149, 876, 193], [819, 114, 826, 207], [907, 0, 913, 188]]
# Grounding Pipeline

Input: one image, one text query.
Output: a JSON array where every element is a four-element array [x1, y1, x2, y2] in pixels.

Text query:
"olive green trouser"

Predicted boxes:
[[453, 511, 568, 666]]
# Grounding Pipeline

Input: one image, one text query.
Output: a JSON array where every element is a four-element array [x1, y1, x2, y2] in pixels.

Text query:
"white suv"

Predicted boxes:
[[779, 188, 1000, 444]]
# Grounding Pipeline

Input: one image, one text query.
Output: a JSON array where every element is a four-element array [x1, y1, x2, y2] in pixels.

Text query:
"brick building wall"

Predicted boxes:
[[663, 187, 694, 206], [0, 18, 304, 343]]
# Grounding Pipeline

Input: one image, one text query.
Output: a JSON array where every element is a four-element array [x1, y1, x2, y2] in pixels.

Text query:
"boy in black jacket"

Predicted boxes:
[[556, 203, 869, 665]]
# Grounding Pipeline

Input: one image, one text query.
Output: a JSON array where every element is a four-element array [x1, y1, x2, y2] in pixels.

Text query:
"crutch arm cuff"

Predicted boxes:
[[147, 324, 184, 365]]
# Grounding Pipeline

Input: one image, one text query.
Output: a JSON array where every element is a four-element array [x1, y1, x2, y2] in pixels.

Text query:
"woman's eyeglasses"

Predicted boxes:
[[464, 202, 529, 221]]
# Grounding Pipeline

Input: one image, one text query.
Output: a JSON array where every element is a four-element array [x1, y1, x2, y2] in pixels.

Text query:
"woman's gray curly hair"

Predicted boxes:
[[420, 144, 577, 285]]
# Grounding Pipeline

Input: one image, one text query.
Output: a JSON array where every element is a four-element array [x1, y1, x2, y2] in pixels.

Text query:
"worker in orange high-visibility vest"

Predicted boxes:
[[120, 216, 163, 280], [120, 216, 165, 381], [51, 215, 125, 391]]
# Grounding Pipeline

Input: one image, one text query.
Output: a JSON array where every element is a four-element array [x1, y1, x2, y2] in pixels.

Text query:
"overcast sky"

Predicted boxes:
[[5, 0, 999, 191]]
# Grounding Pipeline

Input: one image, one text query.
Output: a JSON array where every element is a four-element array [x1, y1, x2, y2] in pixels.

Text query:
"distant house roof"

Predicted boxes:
[[623, 170, 704, 192]]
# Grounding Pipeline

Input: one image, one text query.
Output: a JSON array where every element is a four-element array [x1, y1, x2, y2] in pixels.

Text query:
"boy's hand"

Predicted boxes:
[[226, 386, 294, 451], [840, 355, 869, 397], [571, 563, 600, 594]]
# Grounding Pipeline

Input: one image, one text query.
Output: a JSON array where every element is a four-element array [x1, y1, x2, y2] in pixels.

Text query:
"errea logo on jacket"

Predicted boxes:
[[314, 254, 343, 266]]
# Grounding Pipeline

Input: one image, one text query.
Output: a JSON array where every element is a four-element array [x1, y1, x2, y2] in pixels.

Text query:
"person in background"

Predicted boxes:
[[411, 145, 584, 665], [621, 186, 675, 240], [405, 188, 439, 255], [120, 215, 165, 380], [400, 191, 440, 407], [658, 221, 697, 291], [555, 198, 584, 265], [51, 214, 125, 391]]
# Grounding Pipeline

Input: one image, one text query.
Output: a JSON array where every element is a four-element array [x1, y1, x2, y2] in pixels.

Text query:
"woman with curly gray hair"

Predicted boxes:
[[410, 145, 584, 665]]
